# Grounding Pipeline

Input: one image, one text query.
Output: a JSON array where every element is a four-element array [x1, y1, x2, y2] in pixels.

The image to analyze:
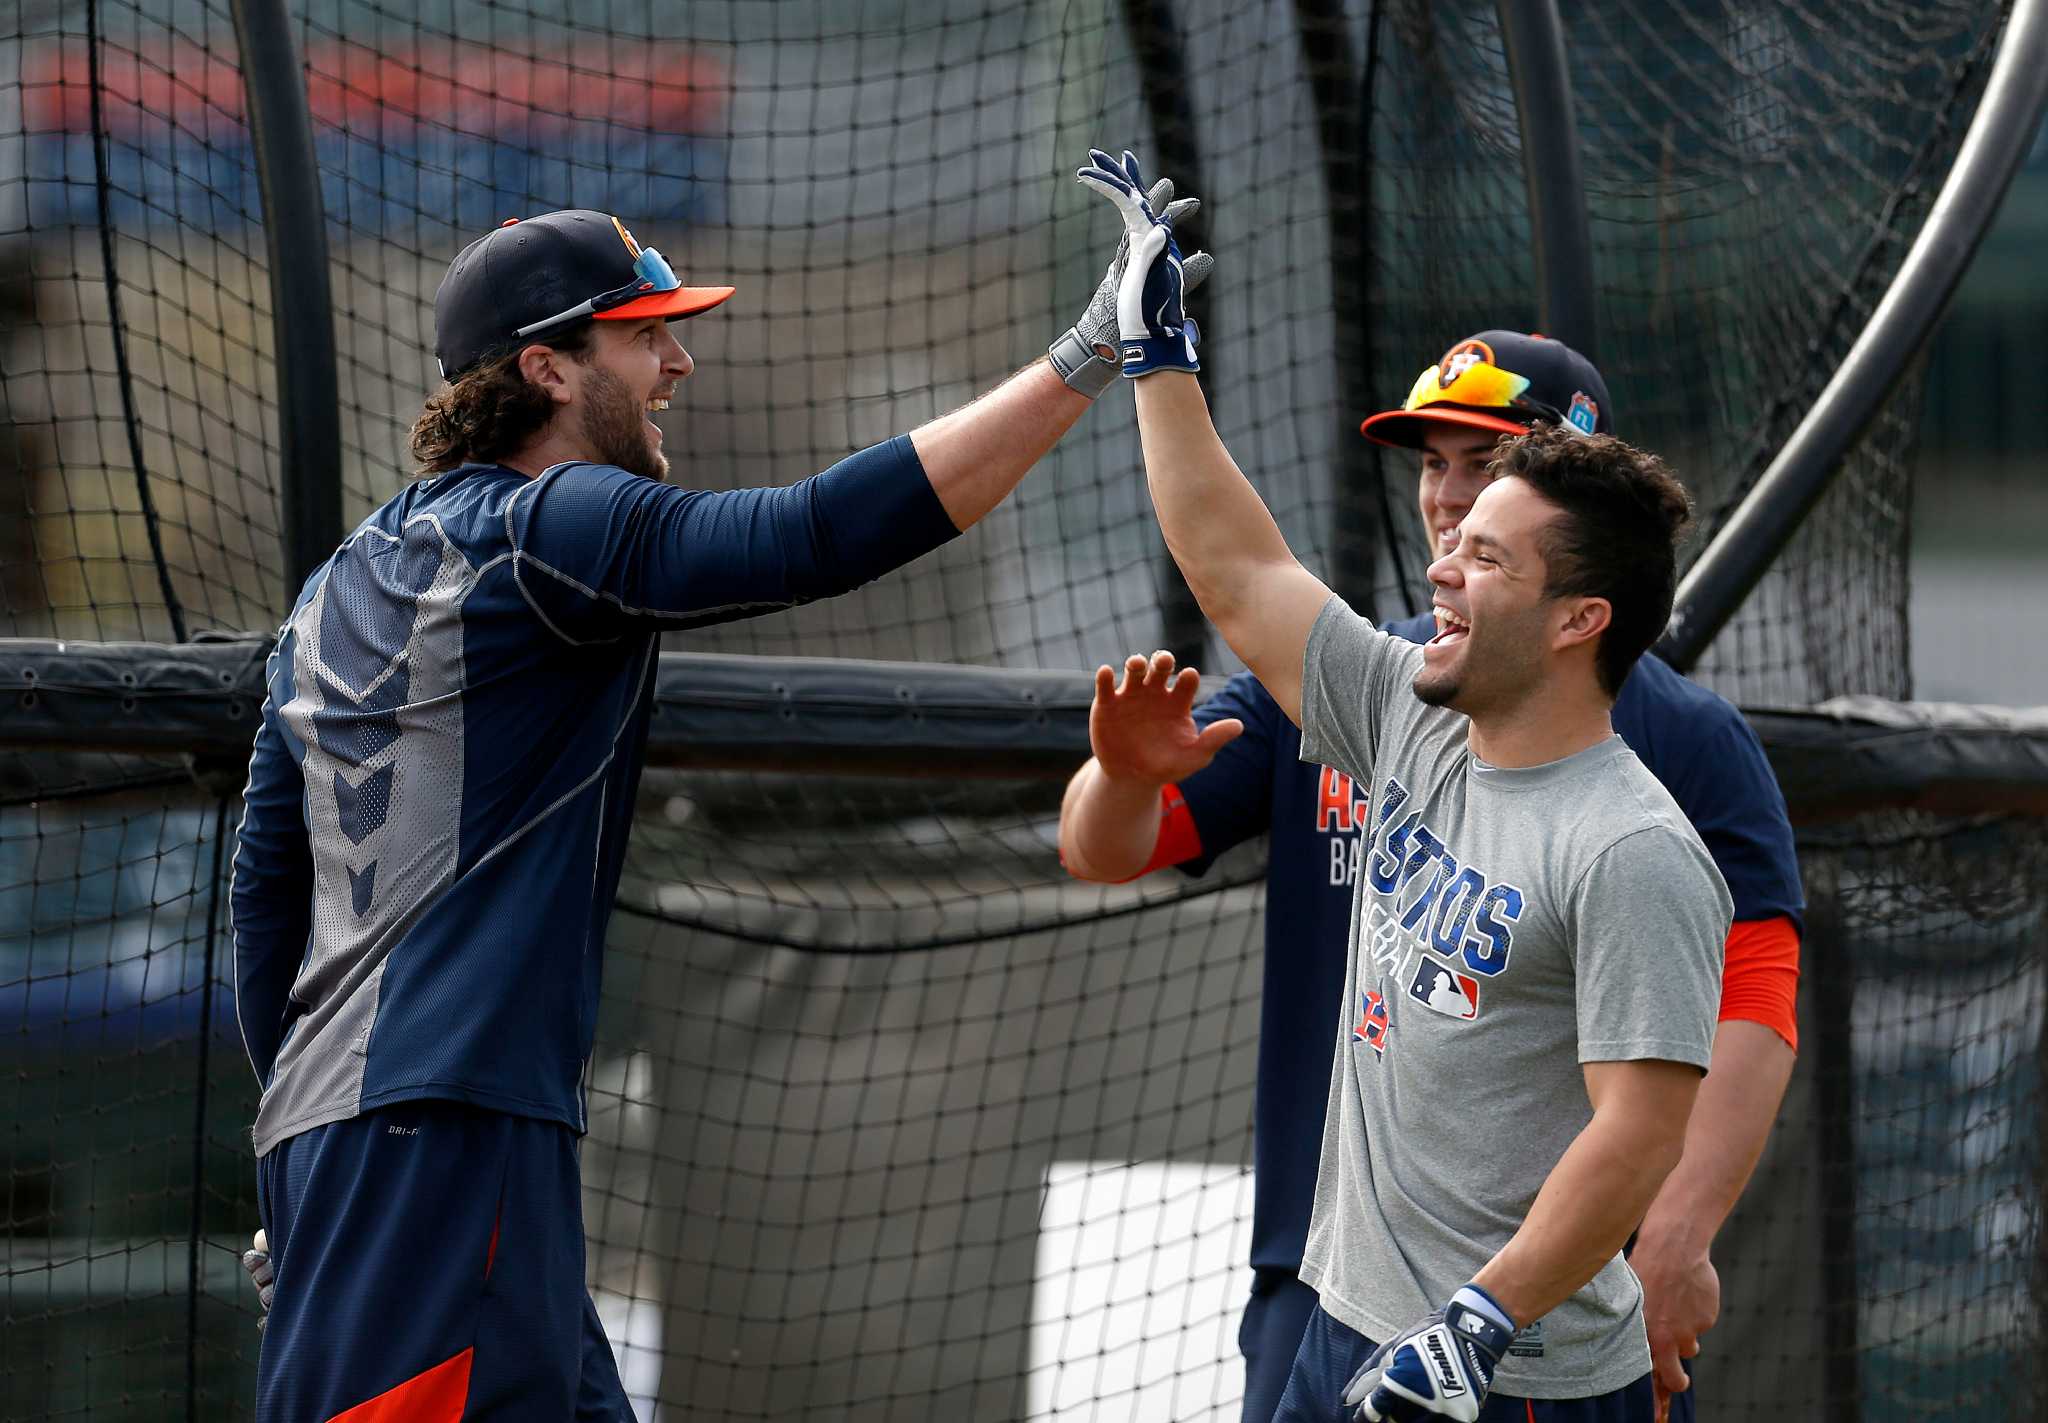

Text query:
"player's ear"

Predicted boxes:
[[517, 343, 577, 405], [1552, 595, 1610, 654]]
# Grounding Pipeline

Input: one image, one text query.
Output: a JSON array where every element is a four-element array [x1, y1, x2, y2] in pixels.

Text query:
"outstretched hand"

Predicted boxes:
[[1089, 651, 1242, 787]]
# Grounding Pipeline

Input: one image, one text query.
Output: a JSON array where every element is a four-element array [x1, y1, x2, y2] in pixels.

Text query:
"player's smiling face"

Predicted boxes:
[[574, 317, 693, 482], [1417, 426, 1514, 558], [1413, 475, 1560, 717]]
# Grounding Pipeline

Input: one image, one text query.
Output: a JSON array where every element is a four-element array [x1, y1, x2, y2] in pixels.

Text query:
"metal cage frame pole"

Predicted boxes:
[[1658, 0, 2048, 673], [1804, 865, 1864, 1423], [1496, 0, 1597, 358], [231, 0, 342, 596]]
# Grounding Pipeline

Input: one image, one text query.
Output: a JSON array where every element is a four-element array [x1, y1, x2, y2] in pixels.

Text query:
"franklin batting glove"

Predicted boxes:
[[1050, 172, 1212, 396], [1342, 1285, 1515, 1422], [1073, 148, 1206, 379], [241, 1227, 274, 1330]]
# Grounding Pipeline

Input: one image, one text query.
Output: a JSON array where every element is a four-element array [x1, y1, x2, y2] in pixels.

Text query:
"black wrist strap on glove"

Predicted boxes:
[[1048, 327, 1117, 398]]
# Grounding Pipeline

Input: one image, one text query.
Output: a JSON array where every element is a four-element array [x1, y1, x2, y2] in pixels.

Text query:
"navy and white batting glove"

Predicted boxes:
[[1074, 148, 1204, 378], [1342, 1285, 1515, 1422], [1048, 176, 1210, 397], [241, 1227, 274, 1330]]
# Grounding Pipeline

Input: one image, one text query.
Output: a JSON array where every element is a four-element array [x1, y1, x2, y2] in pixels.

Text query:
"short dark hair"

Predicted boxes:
[[1489, 425, 1694, 697], [408, 322, 596, 474]]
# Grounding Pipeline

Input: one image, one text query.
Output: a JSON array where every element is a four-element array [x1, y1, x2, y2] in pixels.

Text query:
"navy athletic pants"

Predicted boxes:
[[255, 1099, 632, 1422]]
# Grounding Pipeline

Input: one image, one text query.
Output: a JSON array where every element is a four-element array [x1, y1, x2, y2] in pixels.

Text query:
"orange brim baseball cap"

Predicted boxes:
[[435, 209, 734, 378], [1360, 331, 1613, 450], [597, 283, 735, 324], [1359, 405, 1533, 449]]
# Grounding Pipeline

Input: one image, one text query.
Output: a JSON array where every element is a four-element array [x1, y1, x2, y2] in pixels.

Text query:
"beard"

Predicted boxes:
[[580, 365, 668, 482], [1412, 658, 1461, 708], [1411, 616, 1543, 717]]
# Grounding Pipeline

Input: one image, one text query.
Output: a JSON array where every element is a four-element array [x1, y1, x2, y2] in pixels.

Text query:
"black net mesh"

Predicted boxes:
[[0, 771, 258, 1419], [2, 0, 2043, 1419], [3, 1, 2003, 689], [6, 761, 2047, 1420], [2, 2, 283, 641]]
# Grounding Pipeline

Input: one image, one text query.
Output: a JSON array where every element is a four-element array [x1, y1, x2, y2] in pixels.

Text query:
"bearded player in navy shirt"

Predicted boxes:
[[1060, 331, 1802, 1423], [231, 202, 1209, 1421]]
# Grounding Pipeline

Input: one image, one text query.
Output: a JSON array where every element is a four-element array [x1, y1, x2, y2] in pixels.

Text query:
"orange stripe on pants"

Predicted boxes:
[[324, 1348, 473, 1423]]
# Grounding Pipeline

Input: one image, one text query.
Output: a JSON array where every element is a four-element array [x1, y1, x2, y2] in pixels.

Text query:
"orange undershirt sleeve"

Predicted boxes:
[[1129, 784, 1204, 880], [1719, 915, 1801, 1052], [1057, 784, 1206, 883]]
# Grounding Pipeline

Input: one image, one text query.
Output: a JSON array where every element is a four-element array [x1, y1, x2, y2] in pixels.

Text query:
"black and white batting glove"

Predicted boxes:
[[1048, 162, 1212, 397], [1342, 1285, 1515, 1422], [241, 1227, 274, 1330]]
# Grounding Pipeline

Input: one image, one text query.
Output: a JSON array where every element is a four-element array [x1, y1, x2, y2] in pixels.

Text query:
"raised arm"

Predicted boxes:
[[907, 360, 1091, 531], [1131, 374, 1332, 722], [1074, 148, 1330, 723], [919, 175, 1210, 531], [514, 168, 1217, 639]]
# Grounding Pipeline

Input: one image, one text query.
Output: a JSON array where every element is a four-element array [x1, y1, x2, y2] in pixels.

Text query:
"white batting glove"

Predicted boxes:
[[1073, 147, 1204, 378], [1049, 156, 1212, 395], [241, 1227, 274, 1330]]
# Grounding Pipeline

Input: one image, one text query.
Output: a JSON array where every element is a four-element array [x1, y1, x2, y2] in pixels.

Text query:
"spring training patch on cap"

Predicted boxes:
[[1567, 391, 1599, 435]]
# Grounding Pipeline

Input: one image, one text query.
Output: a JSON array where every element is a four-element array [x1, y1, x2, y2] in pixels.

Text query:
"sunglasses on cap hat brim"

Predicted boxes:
[[1358, 346, 1573, 450], [515, 244, 735, 340]]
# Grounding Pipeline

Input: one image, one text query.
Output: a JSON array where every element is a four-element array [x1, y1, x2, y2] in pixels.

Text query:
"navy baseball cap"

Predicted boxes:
[[1359, 331, 1613, 449], [433, 209, 735, 379]]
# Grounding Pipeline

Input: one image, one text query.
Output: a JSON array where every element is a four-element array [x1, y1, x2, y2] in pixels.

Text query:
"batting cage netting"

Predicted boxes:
[[2, 0, 2043, 1420]]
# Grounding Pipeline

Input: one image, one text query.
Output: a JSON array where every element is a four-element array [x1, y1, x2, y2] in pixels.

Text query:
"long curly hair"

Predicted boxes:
[[408, 324, 595, 474]]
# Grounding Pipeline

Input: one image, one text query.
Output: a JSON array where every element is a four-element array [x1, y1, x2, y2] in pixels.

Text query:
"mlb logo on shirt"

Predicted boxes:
[[1407, 957, 1479, 1020]]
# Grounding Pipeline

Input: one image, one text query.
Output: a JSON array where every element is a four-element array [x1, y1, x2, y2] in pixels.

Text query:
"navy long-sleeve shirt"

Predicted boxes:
[[231, 437, 954, 1155]]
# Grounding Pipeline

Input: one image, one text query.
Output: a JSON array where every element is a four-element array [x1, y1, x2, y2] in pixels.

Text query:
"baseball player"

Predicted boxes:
[[230, 202, 1206, 1420], [1063, 329, 1801, 1423], [1069, 149, 1737, 1421]]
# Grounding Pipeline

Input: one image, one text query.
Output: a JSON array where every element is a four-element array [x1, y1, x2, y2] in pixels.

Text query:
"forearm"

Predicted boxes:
[[1130, 374, 1328, 716], [232, 915, 308, 1084], [1132, 373, 1298, 624], [908, 358, 1092, 530], [1634, 1020, 1795, 1259], [1474, 1090, 1691, 1323], [1058, 760, 1166, 882]]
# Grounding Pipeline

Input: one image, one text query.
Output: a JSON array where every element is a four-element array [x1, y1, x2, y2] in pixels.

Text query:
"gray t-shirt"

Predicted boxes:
[[1297, 597, 1731, 1398]]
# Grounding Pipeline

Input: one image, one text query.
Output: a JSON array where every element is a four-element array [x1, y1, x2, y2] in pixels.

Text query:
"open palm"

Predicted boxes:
[[1089, 651, 1243, 785]]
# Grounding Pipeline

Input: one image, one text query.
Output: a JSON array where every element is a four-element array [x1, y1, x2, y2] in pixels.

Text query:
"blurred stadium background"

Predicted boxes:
[[3, 1, 2046, 1419]]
